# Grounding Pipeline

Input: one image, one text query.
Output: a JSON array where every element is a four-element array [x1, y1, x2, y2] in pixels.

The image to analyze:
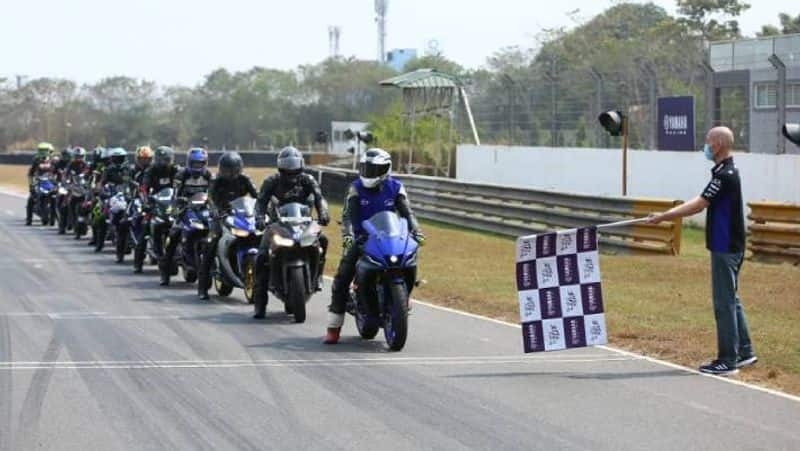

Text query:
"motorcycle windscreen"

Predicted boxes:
[[189, 192, 208, 206], [278, 202, 311, 223], [155, 187, 175, 205], [362, 211, 407, 239], [230, 196, 256, 217]]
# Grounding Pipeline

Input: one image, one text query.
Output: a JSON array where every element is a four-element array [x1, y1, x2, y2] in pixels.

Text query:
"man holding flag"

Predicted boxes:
[[647, 126, 756, 376]]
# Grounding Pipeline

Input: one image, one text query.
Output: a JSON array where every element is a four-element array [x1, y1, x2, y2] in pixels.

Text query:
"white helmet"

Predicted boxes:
[[359, 148, 392, 189]]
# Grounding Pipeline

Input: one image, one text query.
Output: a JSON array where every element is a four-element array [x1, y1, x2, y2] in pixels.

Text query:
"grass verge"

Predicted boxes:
[[2, 164, 798, 395]]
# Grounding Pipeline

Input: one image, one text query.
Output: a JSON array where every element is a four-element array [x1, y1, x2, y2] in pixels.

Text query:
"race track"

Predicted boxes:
[[0, 192, 797, 451]]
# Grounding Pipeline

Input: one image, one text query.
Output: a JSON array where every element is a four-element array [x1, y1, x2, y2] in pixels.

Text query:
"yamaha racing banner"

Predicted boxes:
[[515, 227, 608, 353], [657, 96, 695, 151]]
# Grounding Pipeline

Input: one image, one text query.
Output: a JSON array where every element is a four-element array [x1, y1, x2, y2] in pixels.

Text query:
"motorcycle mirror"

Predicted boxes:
[[598, 110, 626, 137]]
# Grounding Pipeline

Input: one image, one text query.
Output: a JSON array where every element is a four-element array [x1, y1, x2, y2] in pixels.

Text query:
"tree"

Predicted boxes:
[[403, 55, 465, 77], [758, 13, 800, 36], [676, 0, 750, 41]]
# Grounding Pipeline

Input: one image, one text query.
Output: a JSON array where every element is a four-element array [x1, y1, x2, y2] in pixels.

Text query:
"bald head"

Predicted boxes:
[[707, 127, 734, 152]]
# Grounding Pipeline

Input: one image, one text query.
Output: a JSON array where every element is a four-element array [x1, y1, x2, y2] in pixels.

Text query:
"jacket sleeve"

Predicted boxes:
[[306, 175, 329, 219], [341, 185, 359, 237], [245, 176, 259, 198], [255, 176, 276, 217], [395, 186, 420, 234], [174, 170, 186, 198]]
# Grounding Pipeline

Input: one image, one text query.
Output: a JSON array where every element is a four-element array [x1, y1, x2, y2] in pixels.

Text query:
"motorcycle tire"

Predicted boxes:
[[214, 276, 233, 297], [58, 208, 68, 234], [115, 227, 129, 263], [384, 283, 409, 352], [183, 268, 197, 283], [287, 267, 306, 324], [40, 206, 49, 226], [243, 255, 256, 305], [133, 240, 146, 273], [94, 223, 107, 252]]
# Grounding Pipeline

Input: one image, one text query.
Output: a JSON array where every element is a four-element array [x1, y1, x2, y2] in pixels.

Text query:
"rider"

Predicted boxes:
[[99, 148, 132, 186], [252, 146, 330, 319], [139, 146, 180, 259], [197, 151, 258, 300], [323, 148, 424, 345], [25, 142, 56, 225], [132, 146, 154, 186], [65, 147, 90, 179], [140, 146, 179, 199], [54, 148, 72, 183], [159, 148, 213, 286]]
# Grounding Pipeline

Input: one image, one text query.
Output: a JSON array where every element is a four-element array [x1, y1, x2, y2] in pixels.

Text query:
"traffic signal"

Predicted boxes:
[[598, 111, 626, 137]]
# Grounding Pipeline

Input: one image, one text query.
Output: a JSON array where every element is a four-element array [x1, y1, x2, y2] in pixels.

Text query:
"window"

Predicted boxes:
[[790, 83, 800, 108], [754, 83, 777, 109]]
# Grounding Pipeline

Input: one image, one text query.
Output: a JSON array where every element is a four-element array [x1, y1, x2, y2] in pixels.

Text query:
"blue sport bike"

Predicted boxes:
[[347, 211, 420, 351]]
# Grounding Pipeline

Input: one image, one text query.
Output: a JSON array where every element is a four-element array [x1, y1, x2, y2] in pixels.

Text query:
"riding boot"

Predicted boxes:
[[25, 196, 33, 225], [323, 312, 345, 345], [253, 254, 269, 319]]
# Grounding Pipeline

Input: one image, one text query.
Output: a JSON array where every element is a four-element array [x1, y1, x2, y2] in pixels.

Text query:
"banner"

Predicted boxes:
[[658, 96, 696, 151], [515, 227, 608, 353]]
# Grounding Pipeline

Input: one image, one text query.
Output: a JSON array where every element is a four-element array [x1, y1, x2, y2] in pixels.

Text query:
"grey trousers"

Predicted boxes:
[[711, 252, 754, 366]]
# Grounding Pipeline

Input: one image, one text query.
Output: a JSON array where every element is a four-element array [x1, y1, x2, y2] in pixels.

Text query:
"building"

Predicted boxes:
[[386, 49, 417, 72], [709, 33, 800, 154]]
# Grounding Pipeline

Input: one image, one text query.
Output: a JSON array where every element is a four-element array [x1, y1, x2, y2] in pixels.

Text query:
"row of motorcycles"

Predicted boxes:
[[29, 162, 420, 352]]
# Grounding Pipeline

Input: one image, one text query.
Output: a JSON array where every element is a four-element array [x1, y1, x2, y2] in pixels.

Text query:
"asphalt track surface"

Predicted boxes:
[[0, 191, 798, 451]]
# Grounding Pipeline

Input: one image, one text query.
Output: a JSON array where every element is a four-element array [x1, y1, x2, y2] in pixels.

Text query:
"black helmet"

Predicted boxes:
[[154, 146, 175, 169], [277, 146, 304, 183], [218, 152, 243, 180], [61, 148, 72, 161]]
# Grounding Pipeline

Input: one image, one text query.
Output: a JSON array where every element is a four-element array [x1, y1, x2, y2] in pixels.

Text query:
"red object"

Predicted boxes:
[[323, 328, 341, 345]]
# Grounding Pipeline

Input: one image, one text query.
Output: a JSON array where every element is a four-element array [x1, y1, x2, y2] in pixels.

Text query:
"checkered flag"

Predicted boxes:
[[515, 227, 608, 353]]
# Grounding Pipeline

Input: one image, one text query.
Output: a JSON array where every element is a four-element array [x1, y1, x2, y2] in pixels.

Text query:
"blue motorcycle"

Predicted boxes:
[[213, 196, 261, 303], [347, 211, 419, 351], [171, 192, 210, 283], [33, 175, 57, 226]]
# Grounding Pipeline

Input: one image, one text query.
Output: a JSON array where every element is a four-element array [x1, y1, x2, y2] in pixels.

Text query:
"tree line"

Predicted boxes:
[[1, 0, 796, 155]]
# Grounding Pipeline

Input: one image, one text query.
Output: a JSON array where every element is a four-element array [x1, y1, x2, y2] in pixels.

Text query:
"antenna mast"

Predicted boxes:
[[375, 0, 388, 63]]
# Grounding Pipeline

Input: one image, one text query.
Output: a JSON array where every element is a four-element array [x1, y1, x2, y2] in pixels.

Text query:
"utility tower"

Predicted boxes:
[[375, 0, 388, 63], [328, 26, 342, 59]]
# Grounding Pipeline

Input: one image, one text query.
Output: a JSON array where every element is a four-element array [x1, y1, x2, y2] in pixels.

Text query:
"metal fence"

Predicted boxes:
[[308, 166, 684, 255]]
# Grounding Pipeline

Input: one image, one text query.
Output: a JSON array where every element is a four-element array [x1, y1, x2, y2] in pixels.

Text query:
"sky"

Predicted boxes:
[[0, 0, 790, 86]]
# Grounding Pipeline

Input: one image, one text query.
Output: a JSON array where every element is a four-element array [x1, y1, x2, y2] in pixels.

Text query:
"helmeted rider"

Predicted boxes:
[[65, 147, 91, 180], [140, 146, 179, 199], [25, 142, 56, 225], [139, 146, 180, 260], [99, 148, 132, 187], [159, 147, 213, 286], [132, 146, 154, 186], [252, 146, 331, 319], [197, 151, 258, 300], [324, 148, 424, 345], [54, 147, 72, 183]]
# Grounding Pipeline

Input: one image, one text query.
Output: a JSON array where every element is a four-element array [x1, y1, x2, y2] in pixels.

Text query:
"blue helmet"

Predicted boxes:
[[186, 147, 208, 175]]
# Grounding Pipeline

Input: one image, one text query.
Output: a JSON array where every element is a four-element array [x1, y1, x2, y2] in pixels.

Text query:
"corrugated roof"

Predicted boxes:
[[380, 69, 462, 89]]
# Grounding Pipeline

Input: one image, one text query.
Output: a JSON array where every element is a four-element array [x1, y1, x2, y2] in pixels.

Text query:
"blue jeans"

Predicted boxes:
[[711, 252, 754, 366]]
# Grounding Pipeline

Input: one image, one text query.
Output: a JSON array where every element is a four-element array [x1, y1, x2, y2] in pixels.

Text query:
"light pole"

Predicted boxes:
[[598, 110, 629, 196]]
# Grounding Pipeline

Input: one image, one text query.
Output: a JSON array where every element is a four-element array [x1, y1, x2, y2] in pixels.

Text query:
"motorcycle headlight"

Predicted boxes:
[[191, 222, 206, 230], [272, 233, 295, 248], [232, 228, 251, 238]]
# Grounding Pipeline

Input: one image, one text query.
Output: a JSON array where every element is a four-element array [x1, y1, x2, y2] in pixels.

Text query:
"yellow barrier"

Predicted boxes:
[[748, 202, 800, 265]]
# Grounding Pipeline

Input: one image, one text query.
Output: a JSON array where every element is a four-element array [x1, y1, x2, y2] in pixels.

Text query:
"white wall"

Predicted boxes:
[[457, 145, 800, 224]]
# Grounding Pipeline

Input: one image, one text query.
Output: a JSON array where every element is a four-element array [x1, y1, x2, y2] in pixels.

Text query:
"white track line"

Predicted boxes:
[[411, 298, 800, 404], [0, 355, 635, 371]]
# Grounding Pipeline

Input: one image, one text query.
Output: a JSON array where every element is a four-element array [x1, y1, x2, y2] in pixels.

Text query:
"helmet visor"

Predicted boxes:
[[360, 162, 390, 179], [111, 156, 126, 165], [189, 159, 207, 171], [218, 165, 240, 180]]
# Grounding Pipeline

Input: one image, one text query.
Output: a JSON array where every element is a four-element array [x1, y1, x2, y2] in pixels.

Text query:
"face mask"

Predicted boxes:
[[703, 144, 715, 162]]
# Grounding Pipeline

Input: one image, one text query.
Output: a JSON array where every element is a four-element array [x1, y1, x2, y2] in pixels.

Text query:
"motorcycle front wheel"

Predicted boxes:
[[287, 266, 307, 323], [214, 275, 233, 297], [384, 283, 409, 352]]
